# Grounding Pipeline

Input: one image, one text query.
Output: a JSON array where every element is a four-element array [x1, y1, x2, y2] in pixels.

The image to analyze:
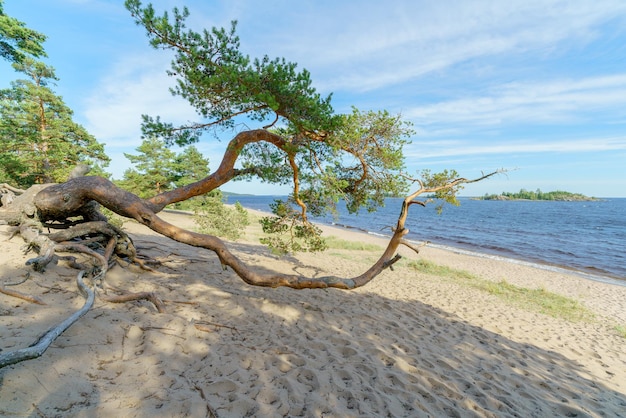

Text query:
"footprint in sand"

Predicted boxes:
[[205, 378, 238, 395], [295, 368, 320, 392], [124, 325, 145, 358], [333, 369, 354, 389]]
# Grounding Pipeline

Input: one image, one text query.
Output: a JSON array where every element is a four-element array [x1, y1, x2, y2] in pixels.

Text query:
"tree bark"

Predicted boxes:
[[32, 175, 405, 289]]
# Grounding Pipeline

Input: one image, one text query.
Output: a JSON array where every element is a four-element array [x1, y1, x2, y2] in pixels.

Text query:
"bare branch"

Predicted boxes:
[[1, 183, 26, 194], [0, 285, 45, 305], [99, 290, 166, 313], [0, 271, 95, 369], [400, 239, 428, 255], [146, 129, 290, 211]]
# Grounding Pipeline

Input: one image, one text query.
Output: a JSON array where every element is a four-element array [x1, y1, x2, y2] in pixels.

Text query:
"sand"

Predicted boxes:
[[1, 209, 625, 417]]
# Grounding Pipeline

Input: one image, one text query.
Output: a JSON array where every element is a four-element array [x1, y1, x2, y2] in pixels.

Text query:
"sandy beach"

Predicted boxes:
[[1, 209, 625, 417]]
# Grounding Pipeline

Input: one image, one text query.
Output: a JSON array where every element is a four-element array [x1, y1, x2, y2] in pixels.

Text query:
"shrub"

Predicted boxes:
[[193, 194, 250, 240]]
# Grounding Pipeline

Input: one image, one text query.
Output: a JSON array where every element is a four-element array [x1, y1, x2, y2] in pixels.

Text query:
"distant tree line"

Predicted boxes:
[[117, 138, 250, 240], [0, 2, 250, 239], [0, 0, 109, 187], [479, 189, 598, 201]]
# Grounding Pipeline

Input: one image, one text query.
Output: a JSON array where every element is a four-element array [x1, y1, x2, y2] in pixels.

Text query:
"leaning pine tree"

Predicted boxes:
[[0, 1, 499, 366]]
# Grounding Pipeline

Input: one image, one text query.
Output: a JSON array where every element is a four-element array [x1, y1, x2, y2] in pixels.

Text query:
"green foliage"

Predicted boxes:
[[100, 207, 126, 229], [125, 0, 337, 145], [479, 280, 593, 322], [420, 169, 463, 213], [239, 107, 413, 222], [324, 236, 383, 251], [480, 188, 598, 201], [408, 259, 594, 321], [125, 2, 411, 217], [259, 199, 328, 254], [316, 107, 412, 214], [408, 258, 475, 280], [116, 138, 209, 198], [171, 145, 211, 187], [0, 58, 109, 187], [117, 137, 178, 197], [0, 0, 47, 64], [124, 2, 475, 255], [614, 325, 626, 339], [193, 192, 250, 240]]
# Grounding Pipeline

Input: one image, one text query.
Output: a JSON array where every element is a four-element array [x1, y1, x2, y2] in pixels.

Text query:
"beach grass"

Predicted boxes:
[[324, 235, 384, 251], [408, 258, 594, 322], [615, 325, 626, 338]]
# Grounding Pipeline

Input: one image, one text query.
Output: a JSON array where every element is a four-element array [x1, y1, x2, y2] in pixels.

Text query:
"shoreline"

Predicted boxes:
[[423, 241, 626, 287], [234, 206, 626, 287], [1, 210, 626, 416]]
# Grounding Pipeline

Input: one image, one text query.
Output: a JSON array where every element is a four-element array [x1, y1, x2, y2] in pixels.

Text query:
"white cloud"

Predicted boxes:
[[404, 74, 626, 127], [407, 136, 626, 159], [252, 0, 626, 92], [83, 52, 197, 148]]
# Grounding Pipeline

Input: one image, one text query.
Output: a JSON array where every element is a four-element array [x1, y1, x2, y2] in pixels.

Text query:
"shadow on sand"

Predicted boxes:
[[1, 231, 625, 417]]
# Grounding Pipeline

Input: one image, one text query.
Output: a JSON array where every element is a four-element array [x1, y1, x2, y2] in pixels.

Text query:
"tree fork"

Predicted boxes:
[[146, 129, 291, 212]]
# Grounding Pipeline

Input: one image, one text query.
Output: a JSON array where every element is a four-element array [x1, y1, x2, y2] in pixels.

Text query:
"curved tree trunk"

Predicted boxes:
[[32, 175, 406, 289], [26, 156, 498, 289]]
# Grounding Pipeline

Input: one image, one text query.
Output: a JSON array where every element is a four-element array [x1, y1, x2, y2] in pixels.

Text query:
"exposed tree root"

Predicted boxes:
[[0, 201, 167, 369], [57, 255, 90, 270], [99, 289, 166, 313], [0, 183, 25, 194], [0, 285, 45, 305], [0, 183, 26, 209], [0, 271, 95, 368], [3, 272, 31, 287]]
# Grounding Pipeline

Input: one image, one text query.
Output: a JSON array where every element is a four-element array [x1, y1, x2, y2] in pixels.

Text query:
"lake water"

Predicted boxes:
[[228, 195, 626, 285]]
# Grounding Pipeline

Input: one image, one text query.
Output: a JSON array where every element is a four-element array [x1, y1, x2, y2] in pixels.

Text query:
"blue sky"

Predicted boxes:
[[3, 0, 626, 197]]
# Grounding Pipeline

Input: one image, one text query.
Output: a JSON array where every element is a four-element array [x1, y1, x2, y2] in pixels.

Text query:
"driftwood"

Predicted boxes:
[[0, 271, 94, 368], [0, 286, 45, 305], [99, 289, 166, 313]]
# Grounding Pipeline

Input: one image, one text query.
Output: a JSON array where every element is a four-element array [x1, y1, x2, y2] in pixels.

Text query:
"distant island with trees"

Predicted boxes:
[[477, 189, 600, 201]]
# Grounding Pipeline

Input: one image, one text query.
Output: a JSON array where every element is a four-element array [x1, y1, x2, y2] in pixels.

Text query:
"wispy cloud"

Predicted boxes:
[[407, 136, 626, 159], [404, 74, 626, 127], [250, 0, 626, 92], [82, 52, 196, 148]]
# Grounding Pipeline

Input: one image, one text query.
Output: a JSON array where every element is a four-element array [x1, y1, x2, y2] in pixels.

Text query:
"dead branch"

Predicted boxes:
[[99, 290, 166, 313], [3, 272, 31, 287], [0, 271, 95, 369], [400, 239, 429, 255], [163, 299, 198, 305], [194, 320, 239, 332], [193, 324, 214, 333], [191, 383, 219, 418], [0, 286, 45, 305], [0, 183, 25, 194]]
